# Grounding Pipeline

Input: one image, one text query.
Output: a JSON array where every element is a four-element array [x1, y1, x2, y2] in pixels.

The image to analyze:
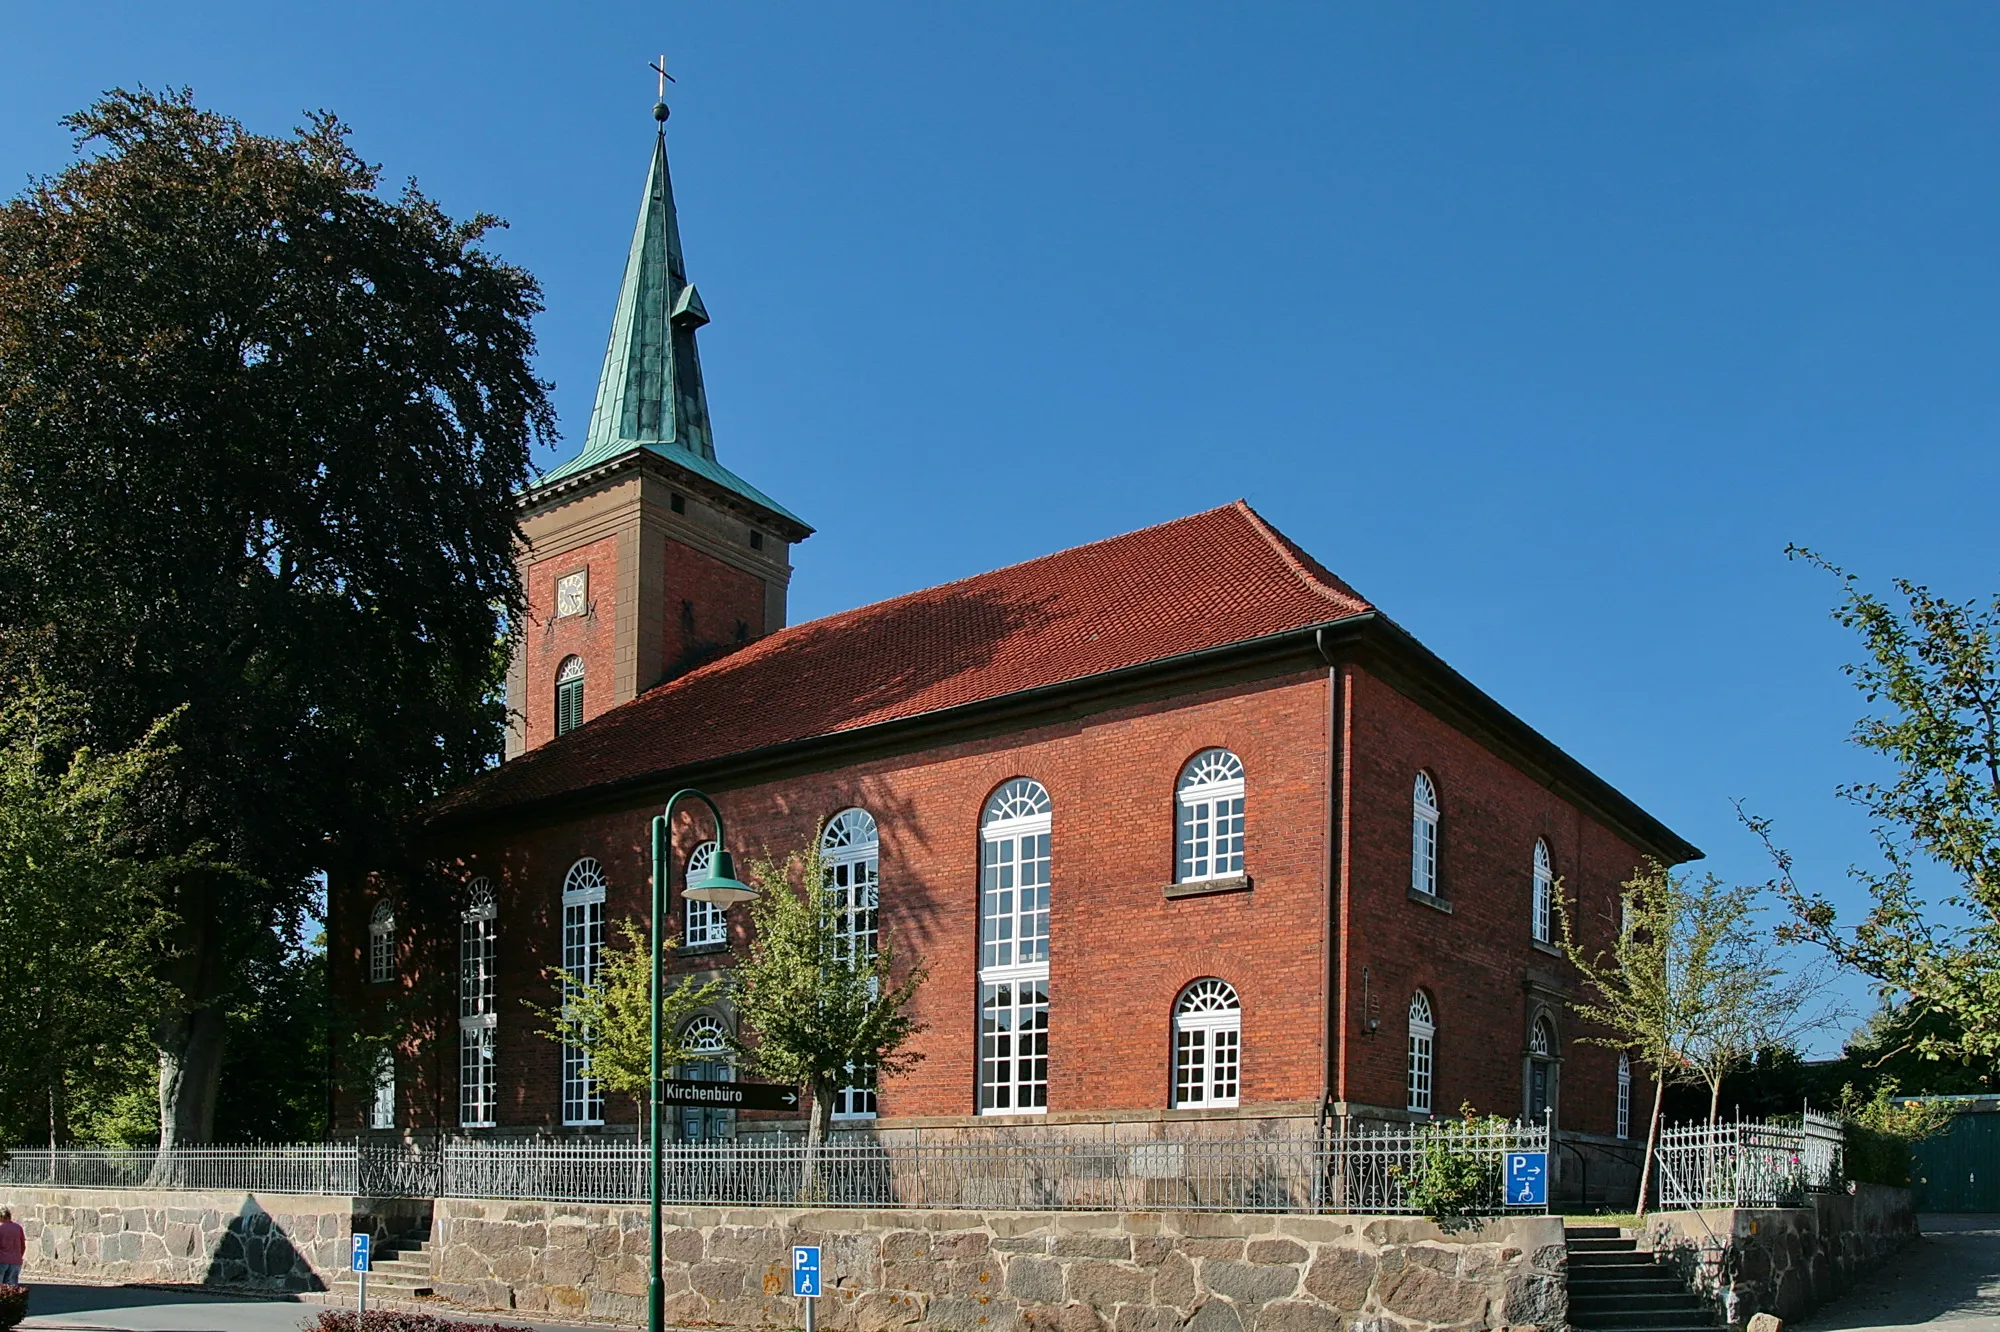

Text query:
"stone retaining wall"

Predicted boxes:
[[1646, 1183, 1915, 1328], [431, 1201, 1568, 1332], [3, 1187, 362, 1291]]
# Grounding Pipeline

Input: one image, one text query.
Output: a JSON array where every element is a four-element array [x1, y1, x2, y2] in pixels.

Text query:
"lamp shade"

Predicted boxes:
[[684, 847, 756, 905]]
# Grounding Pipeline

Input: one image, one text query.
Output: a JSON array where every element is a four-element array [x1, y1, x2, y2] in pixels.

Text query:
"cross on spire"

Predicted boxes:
[[650, 54, 675, 99]]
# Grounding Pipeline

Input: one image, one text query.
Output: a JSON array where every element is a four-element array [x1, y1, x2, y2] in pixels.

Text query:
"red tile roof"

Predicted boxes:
[[437, 501, 1370, 820]]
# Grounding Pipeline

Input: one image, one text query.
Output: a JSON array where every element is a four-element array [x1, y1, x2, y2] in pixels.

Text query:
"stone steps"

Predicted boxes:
[[1565, 1223, 1721, 1332]]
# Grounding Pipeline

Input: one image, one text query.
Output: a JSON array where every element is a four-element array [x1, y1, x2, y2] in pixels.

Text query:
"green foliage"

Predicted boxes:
[[0, 1283, 26, 1330], [730, 835, 928, 1140], [0, 682, 176, 1145], [1756, 551, 2000, 1066], [305, 1311, 535, 1332], [1395, 1105, 1509, 1223], [1836, 1079, 1958, 1190], [526, 919, 719, 1118], [0, 87, 552, 1138]]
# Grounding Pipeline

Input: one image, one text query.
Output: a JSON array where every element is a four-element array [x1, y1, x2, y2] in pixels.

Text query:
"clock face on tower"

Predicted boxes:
[[555, 571, 587, 619]]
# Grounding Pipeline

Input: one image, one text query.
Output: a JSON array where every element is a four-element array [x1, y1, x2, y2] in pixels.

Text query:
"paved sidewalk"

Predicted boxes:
[[16, 1282, 606, 1332], [1797, 1214, 2000, 1331]]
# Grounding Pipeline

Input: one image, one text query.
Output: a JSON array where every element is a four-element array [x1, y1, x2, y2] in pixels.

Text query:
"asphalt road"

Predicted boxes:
[[1798, 1214, 2000, 1332], [16, 1283, 607, 1332]]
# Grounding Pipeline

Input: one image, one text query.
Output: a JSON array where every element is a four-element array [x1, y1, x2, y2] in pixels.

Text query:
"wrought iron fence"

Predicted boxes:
[[435, 1121, 1548, 1214], [1652, 1111, 1845, 1210], [0, 1144, 359, 1194], [0, 1120, 1550, 1215]]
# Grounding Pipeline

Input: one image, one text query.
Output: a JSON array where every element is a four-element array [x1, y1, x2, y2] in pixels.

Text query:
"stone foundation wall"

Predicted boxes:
[[432, 1201, 1568, 1332], [1645, 1183, 1915, 1328], [0, 1187, 385, 1292]]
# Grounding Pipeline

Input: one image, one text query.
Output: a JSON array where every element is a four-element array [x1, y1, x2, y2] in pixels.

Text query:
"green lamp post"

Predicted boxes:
[[649, 789, 755, 1332]]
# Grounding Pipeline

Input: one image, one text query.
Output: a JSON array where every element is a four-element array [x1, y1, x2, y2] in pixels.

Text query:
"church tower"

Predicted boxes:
[[506, 98, 812, 758]]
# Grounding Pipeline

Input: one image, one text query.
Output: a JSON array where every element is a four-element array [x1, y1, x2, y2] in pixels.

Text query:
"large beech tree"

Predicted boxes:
[[0, 89, 550, 1144]]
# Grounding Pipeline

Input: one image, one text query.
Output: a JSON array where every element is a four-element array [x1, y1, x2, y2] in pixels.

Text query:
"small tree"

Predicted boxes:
[[528, 920, 719, 1138], [1674, 878, 1841, 1128], [1555, 861, 1698, 1215], [730, 836, 927, 1144]]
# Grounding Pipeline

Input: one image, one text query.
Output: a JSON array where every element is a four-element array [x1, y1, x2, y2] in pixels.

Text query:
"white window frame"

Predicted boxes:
[[1407, 992, 1435, 1115], [683, 841, 728, 948], [979, 779, 1051, 1115], [561, 858, 607, 1126], [678, 1014, 735, 1142], [555, 656, 585, 736], [368, 900, 395, 984], [823, 809, 881, 1119], [1532, 839, 1554, 944], [1617, 1053, 1632, 1139], [1412, 773, 1440, 897], [459, 877, 498, 1128], [369, 1049, 395, 1130], [1172, 979, 1242, 1108], [1176, 749, 1246, 883]]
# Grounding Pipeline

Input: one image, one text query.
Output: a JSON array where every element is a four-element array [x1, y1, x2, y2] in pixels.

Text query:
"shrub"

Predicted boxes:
[[1836, 1080, 1959, 1188], [302, 1312, 536, 1332], [1395, 1104, 1511, 1223], [0, 1285, 28, 1332]]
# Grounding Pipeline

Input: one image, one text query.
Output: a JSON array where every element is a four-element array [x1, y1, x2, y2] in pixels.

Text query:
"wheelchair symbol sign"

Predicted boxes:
[[793, 1245, 822, 1298], [1505, 1152, 1547, 1207]]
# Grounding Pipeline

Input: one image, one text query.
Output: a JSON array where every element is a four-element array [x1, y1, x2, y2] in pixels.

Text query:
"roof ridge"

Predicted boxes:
[[1228, 499, 1372, 609]]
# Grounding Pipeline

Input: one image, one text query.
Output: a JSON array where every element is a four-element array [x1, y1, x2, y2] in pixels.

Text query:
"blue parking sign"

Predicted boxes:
[[351, 1232, 372, 1272], [1505, 1152, 1548, 1207], [792, 1245, 822, 1298]]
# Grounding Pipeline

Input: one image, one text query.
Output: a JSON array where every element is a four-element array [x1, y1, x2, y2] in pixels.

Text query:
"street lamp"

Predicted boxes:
[[648, 788, 754, 1332]]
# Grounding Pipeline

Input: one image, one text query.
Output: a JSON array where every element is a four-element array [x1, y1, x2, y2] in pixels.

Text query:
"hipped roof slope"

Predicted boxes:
[[437, 502, 1369, 819]]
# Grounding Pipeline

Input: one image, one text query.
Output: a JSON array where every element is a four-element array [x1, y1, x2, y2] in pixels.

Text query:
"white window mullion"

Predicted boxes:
[[980, 781, 1052, 1115]]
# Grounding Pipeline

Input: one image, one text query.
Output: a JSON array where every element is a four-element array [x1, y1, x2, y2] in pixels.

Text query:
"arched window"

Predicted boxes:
[[1412, 774, 1440, 897], [823, 810, 881, 1118], [1173, 979, 1242, 1108], [1176, 750, 1246, 883], [979, 779, 1051, 1114], [1406, 992, 1435, 1114], [1617, 1053, 1632, 1140], [368, 901, 396, 984], [1527, 1013, 1559, 1122], [369, 1049, 395, 1130], [678, 1014, 735, 1142], [459, 878, 498, 1128], [684, 841, 727, 948], [555, 656, 585, 736], [560, 858, 607, 1126], [1532, 840, 1554, 943]]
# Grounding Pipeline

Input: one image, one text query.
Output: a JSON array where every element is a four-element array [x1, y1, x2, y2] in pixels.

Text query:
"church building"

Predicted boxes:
[[334, 100, 1698, 1166]]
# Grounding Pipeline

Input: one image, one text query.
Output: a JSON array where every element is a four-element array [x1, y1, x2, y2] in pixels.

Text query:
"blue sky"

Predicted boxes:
[[9, 3, 1997, 1055]]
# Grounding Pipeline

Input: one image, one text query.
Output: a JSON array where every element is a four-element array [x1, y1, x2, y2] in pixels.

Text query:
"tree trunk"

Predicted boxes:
[[155, 1006, 227, 1149], [1635, 1072, 1666, 1218], [808, 1078, 834, 1146]]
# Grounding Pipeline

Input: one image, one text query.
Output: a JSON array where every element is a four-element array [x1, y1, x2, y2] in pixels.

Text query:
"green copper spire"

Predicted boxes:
[[536, 107, 807, 530]]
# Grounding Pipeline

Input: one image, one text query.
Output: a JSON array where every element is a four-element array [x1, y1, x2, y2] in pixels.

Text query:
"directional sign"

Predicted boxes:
[[657, 1077, 801, 1113], [351, 1232, 372, 1272], [792, 1245, 822, 1298], [1505, 1152, 1548, 1208]]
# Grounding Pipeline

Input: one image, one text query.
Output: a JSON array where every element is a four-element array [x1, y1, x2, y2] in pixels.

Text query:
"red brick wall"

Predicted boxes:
[[1339, 666, 1645, 1138], [519, 535, 620, 750], [334, 662, 1662, 1143], [353, 670, 1335, 1132], [660, 536, 767, 682]]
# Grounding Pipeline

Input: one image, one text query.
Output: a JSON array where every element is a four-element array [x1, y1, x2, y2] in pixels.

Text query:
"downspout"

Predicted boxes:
[[1316, 630, 1353, 1109]]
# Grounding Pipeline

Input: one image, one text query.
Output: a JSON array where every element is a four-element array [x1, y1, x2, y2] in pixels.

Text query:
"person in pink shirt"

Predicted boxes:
[[0, 1206, 24, 1284]]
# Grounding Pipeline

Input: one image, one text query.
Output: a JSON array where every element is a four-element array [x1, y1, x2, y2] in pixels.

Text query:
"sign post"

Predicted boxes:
[[657, 1078, 802, 1114], [793, 1244, 822, 1332], [1505, 1152, 1548, 1209], [351, 1232, 372, 1316]]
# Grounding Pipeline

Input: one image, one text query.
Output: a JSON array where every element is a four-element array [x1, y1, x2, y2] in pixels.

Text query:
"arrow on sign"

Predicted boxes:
[[655, 1078, 802, 1113]]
